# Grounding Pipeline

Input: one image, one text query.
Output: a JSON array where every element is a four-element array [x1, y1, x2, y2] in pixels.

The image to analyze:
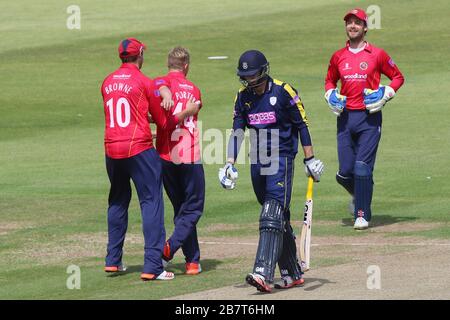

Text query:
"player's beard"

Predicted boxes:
[[346, 28, 365, 44]]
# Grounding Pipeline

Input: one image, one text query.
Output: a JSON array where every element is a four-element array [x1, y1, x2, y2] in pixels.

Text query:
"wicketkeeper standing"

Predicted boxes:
[[219, 50, 324, 292], [324, 8, 404, 229]]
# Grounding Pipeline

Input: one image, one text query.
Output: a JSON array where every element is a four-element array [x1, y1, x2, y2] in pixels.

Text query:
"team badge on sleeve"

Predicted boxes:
[[290, 95, 300, 106], [388, 58, 395, 67]]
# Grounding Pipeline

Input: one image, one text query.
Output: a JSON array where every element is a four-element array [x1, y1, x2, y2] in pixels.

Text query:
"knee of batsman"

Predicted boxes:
[[259, 199, 284, 232], [354, 161, 372, 177], [336, 172, 353, 184]]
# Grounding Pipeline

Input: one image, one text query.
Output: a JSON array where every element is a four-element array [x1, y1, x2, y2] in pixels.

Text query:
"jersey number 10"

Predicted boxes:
[[106, 97, 131, 128]]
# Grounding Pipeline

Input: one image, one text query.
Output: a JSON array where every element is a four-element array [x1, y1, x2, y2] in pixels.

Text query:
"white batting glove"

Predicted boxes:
[[218, 162, 238, 190], [363, 85, 395, 113], [304, 157, 324, 182], [325, 89, 347, 116]]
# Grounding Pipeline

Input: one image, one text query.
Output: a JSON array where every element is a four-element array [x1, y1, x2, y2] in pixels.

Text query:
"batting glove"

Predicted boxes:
[[325, 89, 347, 116], [304, 156, 324, 182], [218, 162, 238, 190], [363, 85, 395, 113]]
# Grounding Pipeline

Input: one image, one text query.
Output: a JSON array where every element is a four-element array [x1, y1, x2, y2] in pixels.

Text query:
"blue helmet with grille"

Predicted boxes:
[[237, 50, 270, 88]]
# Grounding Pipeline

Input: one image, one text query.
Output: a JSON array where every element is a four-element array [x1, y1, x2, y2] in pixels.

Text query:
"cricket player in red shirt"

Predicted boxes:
[[101, 38, 199, 280], [324, 8, 404, 229], [154, 47, 204, 275]]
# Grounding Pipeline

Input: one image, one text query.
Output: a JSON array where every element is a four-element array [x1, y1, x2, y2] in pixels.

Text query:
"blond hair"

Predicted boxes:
[[168, 46, 190, 70]]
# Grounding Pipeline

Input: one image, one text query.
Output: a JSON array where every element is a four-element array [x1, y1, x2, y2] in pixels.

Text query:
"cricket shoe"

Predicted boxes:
[[104, 263, 127, 273], [354, 217, 369, 230], [185, 262, 202, 275], [245, 273, 272, 293], [274, 275, 305, 289], [141, 271, 175, 281]]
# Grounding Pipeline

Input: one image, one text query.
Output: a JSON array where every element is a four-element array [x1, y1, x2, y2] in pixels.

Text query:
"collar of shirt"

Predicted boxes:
[[248, 76, 273, 96], [120, 63, 140, 71], [345, 41, 372, 53], [167, 70, 186, 79]]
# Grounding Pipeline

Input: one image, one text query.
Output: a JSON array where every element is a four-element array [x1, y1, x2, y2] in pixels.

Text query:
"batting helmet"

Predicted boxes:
[[237, 50, 270, 88]]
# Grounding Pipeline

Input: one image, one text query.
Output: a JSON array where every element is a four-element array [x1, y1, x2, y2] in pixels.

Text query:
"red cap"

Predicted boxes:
[[118, 38, 146, 58], [343, 8, 368, 25]]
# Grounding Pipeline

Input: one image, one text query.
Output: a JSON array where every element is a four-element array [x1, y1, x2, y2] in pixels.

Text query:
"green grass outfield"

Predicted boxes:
[[1, 0, 450, 299]]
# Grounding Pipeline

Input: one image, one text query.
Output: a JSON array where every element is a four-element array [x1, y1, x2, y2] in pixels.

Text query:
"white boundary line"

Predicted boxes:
[[199, 241, 450, 247]]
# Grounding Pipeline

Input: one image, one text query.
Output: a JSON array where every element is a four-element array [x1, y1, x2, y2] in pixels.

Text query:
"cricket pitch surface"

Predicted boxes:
[[168, 221, 450, 300]]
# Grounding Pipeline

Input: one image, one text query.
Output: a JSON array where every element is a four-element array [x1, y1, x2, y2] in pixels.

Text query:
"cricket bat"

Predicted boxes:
[[299, 176, 314, 272]]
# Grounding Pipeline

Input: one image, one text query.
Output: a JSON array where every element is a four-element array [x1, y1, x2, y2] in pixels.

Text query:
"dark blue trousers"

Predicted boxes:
[[251, 157, 301, 277], [251, 157, 294, 210], [337, 110, 382, 221], [161, 159, 205, 263], [105, 148, 165, 275]]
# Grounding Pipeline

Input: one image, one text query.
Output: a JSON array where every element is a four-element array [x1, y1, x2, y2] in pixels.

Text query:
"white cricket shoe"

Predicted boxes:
[[354, 217, 369, 230], [141, 270, 175, 281]]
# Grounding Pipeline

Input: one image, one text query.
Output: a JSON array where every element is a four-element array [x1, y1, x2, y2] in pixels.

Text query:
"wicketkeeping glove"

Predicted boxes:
[[304, 156, 324, 182], [325, 88, 347, 116], [218, 163, 238, 190], [363, 85, 395, 113]]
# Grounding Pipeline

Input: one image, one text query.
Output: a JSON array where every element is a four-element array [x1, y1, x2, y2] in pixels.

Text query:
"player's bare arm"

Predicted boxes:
[[159, 85, 174, 110], [173, 97, 200, 124]]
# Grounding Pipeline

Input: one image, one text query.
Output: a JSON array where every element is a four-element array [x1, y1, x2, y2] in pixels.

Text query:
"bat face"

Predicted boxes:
[[299, 198, 313, 272]]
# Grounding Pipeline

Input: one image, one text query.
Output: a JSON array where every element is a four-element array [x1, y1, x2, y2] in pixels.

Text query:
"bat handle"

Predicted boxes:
[[306, 176, 314, 200]]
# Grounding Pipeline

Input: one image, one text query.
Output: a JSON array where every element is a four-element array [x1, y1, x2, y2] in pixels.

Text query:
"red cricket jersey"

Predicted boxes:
[[325, 42, 404, 110], [101, 63, 179, 159], [154, 71, 202, 163]]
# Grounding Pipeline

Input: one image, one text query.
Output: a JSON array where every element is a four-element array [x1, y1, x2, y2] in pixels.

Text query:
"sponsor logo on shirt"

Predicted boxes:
[[179, 83, 194, 90], [248, 111, 276, 125], [343, 73, 368, 80], [113, 74, 131, 79], [155, 79, 166, 86]]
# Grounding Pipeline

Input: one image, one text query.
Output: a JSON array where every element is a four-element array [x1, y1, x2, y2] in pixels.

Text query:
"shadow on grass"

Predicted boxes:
[[107, 259, 223, 277], [341, 215, 417, 228], [168, 259, 223, 275], [243, 277, 336, 295]]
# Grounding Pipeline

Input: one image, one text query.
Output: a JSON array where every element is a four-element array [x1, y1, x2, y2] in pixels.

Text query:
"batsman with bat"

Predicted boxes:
[[219, 50, 324, 293], [324, 8, 404, 230]]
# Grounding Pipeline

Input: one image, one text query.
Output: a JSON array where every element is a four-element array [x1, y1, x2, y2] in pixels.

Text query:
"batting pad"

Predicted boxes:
[[253, 199, 284, 283], [278, 222, 302, 280]]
